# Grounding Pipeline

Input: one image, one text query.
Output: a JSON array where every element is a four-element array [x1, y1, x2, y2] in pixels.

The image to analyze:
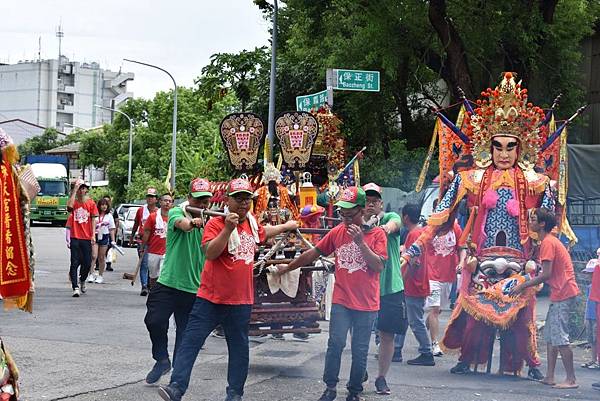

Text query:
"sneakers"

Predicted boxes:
[[145, 359, 171, 385], [375, 376, 391, 395], [527, 367, 544, 381], [450, 361, 471, 374], [271, 333, 285, 340], [79, 281, 87, 294], [432, 341, 443, 357], [140, 286, 149, 296], [158, 384, 182, 401], [87, 274, 96, 283], [345, 394, 363, 401], [392, 348, 403, 362], [95, 275, 104, 284], [317, 388, 337, 401], [407, 353, 435, 366], [72, 288, 80, 297]]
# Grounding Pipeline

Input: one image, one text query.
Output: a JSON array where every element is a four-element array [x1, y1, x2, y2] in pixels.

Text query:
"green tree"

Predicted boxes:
[[195, 47, 270, 113], [18, 128, 69, 156]]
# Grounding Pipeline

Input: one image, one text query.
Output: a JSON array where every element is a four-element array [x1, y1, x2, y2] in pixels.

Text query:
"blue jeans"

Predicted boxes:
[[137, 243, 149, 287], [169, 297, 252, 397], [395, 296, 431, 354], [323, 304, 377, 395]]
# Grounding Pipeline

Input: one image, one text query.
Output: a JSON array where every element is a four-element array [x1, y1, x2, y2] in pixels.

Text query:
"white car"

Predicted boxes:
[[117, 206, 140, 247]]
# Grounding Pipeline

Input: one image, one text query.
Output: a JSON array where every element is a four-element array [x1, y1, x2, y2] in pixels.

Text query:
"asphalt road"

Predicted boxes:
[[2, 226, 599, 401]]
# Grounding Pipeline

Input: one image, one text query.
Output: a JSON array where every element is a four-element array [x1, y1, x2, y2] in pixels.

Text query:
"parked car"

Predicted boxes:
[[115, 203, 141, 221], [116, 206, 140, 247]]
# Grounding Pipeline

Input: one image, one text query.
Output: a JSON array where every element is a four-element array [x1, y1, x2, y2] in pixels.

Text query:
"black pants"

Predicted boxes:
[[144, 283, 197, 364], [69, 238, 92, 289]]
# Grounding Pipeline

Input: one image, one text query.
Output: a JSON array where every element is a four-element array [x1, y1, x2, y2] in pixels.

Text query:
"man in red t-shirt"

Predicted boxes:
[[131, 187, 159, 296], [158, 178, 297, 401], [142, 193, 173, 289], [276, 186, 387, 401], [66, 179, 98, 297], [398, 203, 435, 366], [424, 219, 464, 357], [511, 208, 579, 389]]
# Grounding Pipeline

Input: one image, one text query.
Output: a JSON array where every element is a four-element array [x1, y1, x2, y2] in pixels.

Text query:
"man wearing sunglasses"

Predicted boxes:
[[159, 178, 297, 401], [274, 186, 387, 401]]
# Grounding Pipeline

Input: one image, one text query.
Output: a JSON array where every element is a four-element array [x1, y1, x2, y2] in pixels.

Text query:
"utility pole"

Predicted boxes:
[[266, 0, 278, 166]]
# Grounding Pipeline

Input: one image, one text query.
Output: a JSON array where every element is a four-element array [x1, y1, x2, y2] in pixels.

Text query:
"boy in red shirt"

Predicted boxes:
[[158, 178, 297, 401], [276, 186, 387, 401], [142, 193, 173, 289], [511, 208, 579, 389], [424, 219, 464, 357], [399, 203, 435, 366], [66, 179, 98, 297]]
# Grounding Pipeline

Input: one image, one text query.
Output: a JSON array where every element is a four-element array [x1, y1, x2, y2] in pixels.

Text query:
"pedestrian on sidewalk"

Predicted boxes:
[[142, 193, 173, 290], [102, 194, 119, 271], [424, 218, 464, 357], [398, 204, 435, 366], [587, 249, 600, 391], [144, 179, 212, 386], [66, 179, 98, 297], [510, 208, 579, 389], [362, 183, 406, 396], [89, 197, 116, 284], [131, 187, 159, 296], [275, 186, 387, 401], [158, 178, 298, 401]]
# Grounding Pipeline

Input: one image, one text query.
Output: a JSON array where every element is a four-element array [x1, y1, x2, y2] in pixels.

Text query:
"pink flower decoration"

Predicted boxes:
[[481, 190, 499, 209], [506, 198, 520, 217]]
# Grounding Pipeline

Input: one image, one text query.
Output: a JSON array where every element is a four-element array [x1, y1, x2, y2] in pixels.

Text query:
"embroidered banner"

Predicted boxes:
[[0, 158, 30, 298]]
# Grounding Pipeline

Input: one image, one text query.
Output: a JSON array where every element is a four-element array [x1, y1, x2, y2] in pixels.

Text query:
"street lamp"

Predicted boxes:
[[123, 58, 177, 192], [95, 104, 134, 186]]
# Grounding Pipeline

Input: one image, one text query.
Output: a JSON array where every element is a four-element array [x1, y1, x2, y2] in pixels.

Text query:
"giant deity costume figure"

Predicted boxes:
[[403, 73, 560, 376]]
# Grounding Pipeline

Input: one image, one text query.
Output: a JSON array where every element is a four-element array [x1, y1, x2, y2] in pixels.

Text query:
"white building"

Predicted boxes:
[[0, 57, 133, 133]]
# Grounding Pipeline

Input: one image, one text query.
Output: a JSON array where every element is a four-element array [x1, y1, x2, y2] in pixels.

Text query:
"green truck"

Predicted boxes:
[[29, 160, 70, 225]]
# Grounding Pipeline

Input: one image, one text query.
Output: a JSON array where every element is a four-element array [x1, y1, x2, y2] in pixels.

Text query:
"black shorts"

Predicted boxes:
[[377, 291, 408, 334]]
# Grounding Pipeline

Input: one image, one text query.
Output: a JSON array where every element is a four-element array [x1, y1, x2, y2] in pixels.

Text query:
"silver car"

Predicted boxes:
[[117, 206, 140, 247]]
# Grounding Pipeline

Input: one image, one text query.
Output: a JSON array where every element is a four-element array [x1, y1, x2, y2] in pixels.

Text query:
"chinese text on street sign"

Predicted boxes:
[[332, 69, 380, 92], [296, 89, 328, 112]]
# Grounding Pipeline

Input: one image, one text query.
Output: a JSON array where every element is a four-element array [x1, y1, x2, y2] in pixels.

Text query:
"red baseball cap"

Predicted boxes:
[[335, 186, 366, 209], [190, 178, 213, 198], [227, 178, 253, 196], [146, 187, 158, 197], [362, 182, 382, 197]]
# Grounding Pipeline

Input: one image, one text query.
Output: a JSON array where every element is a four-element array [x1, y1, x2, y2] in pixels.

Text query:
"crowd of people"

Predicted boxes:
[[61, 172, 598, 401]]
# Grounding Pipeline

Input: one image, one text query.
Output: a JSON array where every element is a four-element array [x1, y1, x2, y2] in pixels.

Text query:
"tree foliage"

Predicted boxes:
[[18, 128, 78, 157]]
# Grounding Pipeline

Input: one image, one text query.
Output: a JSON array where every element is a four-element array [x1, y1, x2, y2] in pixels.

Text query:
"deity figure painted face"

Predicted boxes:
[[491, 136, 519, 170]]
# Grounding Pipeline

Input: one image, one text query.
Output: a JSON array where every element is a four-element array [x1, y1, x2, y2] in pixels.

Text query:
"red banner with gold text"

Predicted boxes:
[[0, 157, 30, 298]]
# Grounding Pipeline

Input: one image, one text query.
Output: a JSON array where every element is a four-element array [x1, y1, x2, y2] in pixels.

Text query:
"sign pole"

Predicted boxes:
[[266, 0, 278, 166], [326, 68, 334, 108]]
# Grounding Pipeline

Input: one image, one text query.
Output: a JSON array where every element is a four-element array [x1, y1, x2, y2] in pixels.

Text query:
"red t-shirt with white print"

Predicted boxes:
[[198, 216, 266, 305], [316, 224, 387, 311]]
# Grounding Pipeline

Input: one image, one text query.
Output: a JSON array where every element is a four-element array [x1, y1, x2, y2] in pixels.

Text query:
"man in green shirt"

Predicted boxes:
[[144, 178, 213, 385], [362, 183, 406, 396]]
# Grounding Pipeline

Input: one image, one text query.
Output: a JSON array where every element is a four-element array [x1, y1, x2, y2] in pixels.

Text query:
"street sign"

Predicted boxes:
[[331, 68, 380, 92], [296, 89, 328, 112]]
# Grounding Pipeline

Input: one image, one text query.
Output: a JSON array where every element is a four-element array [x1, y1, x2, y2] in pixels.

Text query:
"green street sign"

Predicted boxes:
[[332, 69, 380, 92], [296, 89, 328, 112]]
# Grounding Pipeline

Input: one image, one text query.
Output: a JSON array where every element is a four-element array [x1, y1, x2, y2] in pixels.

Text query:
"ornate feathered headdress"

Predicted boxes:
[[467, 72, 547, 170]]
